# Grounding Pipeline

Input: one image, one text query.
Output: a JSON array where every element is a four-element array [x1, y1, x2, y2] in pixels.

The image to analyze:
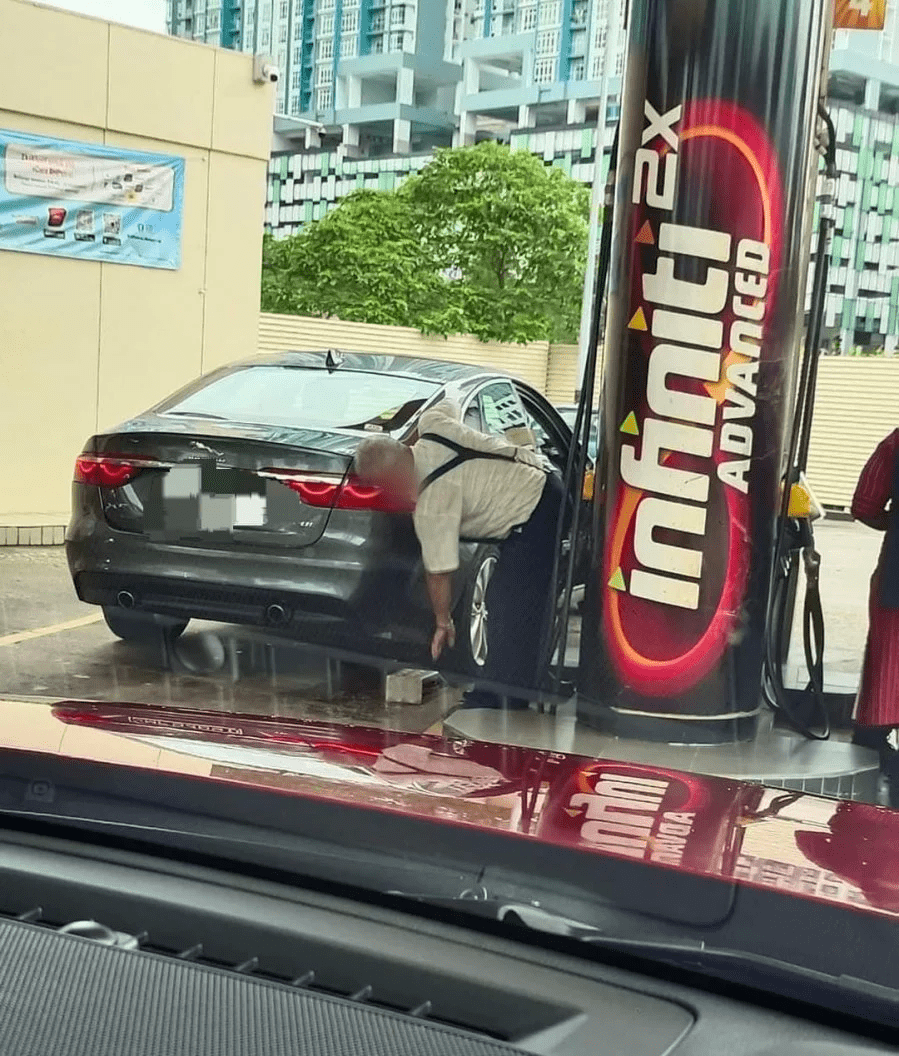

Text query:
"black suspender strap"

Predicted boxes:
[[418, 432, 518, 492]]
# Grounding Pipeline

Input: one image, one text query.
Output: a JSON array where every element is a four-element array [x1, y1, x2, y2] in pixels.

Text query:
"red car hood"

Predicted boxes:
[[3, 696, 898, 920]]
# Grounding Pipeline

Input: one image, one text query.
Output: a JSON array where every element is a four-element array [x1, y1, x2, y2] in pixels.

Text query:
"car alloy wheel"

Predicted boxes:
[[469, 554, 497, 668]]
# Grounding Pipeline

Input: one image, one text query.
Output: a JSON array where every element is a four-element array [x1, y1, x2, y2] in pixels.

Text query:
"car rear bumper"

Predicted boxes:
[[66, 504, 430, 642], [71, 569, 354, 629]]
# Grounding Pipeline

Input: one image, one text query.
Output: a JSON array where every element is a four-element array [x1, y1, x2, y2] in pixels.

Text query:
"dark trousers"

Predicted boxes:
[[852, 723, 899, 807], [463, 474, 565, 710]]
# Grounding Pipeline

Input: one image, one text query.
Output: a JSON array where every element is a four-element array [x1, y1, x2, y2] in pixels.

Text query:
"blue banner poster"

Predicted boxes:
[[0, 129, 185, 270]]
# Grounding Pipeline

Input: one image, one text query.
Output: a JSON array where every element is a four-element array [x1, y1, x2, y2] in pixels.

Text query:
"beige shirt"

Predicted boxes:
[[411, 400, 547, 574]]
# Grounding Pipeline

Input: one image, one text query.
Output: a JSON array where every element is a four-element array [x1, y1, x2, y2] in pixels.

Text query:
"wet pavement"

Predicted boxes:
[[0, 547, 459, 733], [784, 516, 881, 694], [0, 516, 882, 736]]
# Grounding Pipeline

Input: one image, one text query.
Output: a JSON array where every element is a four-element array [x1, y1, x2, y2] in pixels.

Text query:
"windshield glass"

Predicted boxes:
[[4, 0, 899, 1035], [157, 367, 440, 432]]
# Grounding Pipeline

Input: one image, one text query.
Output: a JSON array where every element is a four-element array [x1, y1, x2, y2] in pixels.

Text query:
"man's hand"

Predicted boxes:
[[425, 571, 455, 660], [431, 619, 456, 660]]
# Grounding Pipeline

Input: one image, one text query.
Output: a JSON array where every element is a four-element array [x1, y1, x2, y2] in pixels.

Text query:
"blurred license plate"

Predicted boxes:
[[198, 493, 267, 530], [162, 466, 268, 532]]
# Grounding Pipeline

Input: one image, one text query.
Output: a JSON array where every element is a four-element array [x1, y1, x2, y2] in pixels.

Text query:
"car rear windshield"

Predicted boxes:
[[157, 366, 441, 432]]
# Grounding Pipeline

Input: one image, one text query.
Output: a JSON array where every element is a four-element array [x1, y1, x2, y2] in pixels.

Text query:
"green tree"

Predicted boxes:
[[403, 141, 589, 342], [260, 231, 298, 315], [261, 190, 452, 329], [260, 143, 589, 343]]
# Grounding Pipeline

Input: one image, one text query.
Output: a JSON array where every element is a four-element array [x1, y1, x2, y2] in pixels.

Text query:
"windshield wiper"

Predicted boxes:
[[392, 892, 606, 938], [394, 894, 899, 1029], [3, 781, 897, 1032], [583, 928, 899, 1027], [4, 802, 898, 1031]]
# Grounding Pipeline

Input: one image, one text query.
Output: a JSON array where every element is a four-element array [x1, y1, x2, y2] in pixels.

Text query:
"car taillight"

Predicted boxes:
[[74, 455, 152, 488], [279, 476, 343, 507], [337, 475, 414, 513], [262, 470, 414, 513]]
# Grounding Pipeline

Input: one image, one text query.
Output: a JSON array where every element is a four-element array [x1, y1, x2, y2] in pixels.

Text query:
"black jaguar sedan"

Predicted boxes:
[[66, 350, 579, 674]]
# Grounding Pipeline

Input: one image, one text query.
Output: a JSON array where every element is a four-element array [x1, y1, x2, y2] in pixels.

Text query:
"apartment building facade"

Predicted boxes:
[[167, 0, 626, 153], [171, 1, 899, 351]]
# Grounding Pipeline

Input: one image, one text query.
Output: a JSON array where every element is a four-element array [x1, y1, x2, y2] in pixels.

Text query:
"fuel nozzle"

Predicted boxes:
[[786, 473, 824, 522]]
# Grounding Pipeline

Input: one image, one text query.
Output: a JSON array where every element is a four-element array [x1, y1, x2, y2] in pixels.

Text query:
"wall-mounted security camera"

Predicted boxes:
[[253, 55, 280, 84]]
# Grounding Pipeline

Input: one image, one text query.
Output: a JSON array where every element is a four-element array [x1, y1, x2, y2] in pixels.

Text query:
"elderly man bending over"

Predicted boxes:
[[354, 400, 564, 710]]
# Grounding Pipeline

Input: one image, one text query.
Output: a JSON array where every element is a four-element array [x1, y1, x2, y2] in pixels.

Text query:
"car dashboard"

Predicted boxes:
[[0, 826, 891, 1056]]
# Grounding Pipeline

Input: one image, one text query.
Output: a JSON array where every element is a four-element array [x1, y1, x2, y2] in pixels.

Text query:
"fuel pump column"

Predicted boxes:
[[577, 0, 831, 743]]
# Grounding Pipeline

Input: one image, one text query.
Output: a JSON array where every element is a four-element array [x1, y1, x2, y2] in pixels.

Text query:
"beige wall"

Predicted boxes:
[[258, 317, 600, 408], [546, 347, 899, 510], [537, 343, 606, 405], [2, 0, 891, 530], [805, 359, 899, 510], [544, 344, 578, 404], [258, 312, 551, 391], [544, 343, 606, 405], [0, 0, 272, 517], [261, 315, 898, 512]]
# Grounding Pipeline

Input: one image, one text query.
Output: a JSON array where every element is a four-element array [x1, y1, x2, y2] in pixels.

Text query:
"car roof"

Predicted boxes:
[[233, 349, 513, 387]]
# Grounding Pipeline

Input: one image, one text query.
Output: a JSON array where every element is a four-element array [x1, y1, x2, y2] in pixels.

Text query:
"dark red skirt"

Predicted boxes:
[[855, 568, 899, 728]]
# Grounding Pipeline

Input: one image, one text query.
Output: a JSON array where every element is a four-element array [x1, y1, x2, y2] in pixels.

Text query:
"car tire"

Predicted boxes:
[[102, 606, 189, 644], [448, 545, 500, 677]]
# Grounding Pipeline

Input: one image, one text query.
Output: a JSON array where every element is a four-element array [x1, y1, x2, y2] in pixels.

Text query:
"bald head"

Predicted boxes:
[[353, 437, 418, 510], [354, 436, 412, 482]]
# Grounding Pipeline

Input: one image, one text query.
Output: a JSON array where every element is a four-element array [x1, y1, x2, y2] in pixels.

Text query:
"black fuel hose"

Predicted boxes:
[[762, 104, 836, 740], [542, 123, 620, 694]]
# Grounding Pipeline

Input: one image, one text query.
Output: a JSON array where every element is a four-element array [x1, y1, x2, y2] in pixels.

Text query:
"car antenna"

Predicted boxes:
[[325, 348, 344, 373]]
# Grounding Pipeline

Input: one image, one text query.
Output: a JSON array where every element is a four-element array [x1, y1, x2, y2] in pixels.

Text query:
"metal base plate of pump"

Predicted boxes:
[[444, 706, 880, 803]]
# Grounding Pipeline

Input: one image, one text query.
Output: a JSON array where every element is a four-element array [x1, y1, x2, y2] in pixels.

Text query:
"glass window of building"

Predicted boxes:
[[519, 5, 537, 30], [536, 29, 559, 54], [538, 1, 561, 27]]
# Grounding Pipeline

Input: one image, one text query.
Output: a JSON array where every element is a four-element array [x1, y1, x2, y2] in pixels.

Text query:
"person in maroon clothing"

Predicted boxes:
[[795, 801, 899, 914], [851, 428, 899, 777]]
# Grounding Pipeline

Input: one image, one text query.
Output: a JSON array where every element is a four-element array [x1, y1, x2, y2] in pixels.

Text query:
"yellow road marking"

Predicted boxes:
[[0, 613, 103, 648]]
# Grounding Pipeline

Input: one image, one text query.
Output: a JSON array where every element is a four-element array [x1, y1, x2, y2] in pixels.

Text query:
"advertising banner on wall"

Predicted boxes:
[[834, 0, 887, 30], [0, 129, 184, 270]]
